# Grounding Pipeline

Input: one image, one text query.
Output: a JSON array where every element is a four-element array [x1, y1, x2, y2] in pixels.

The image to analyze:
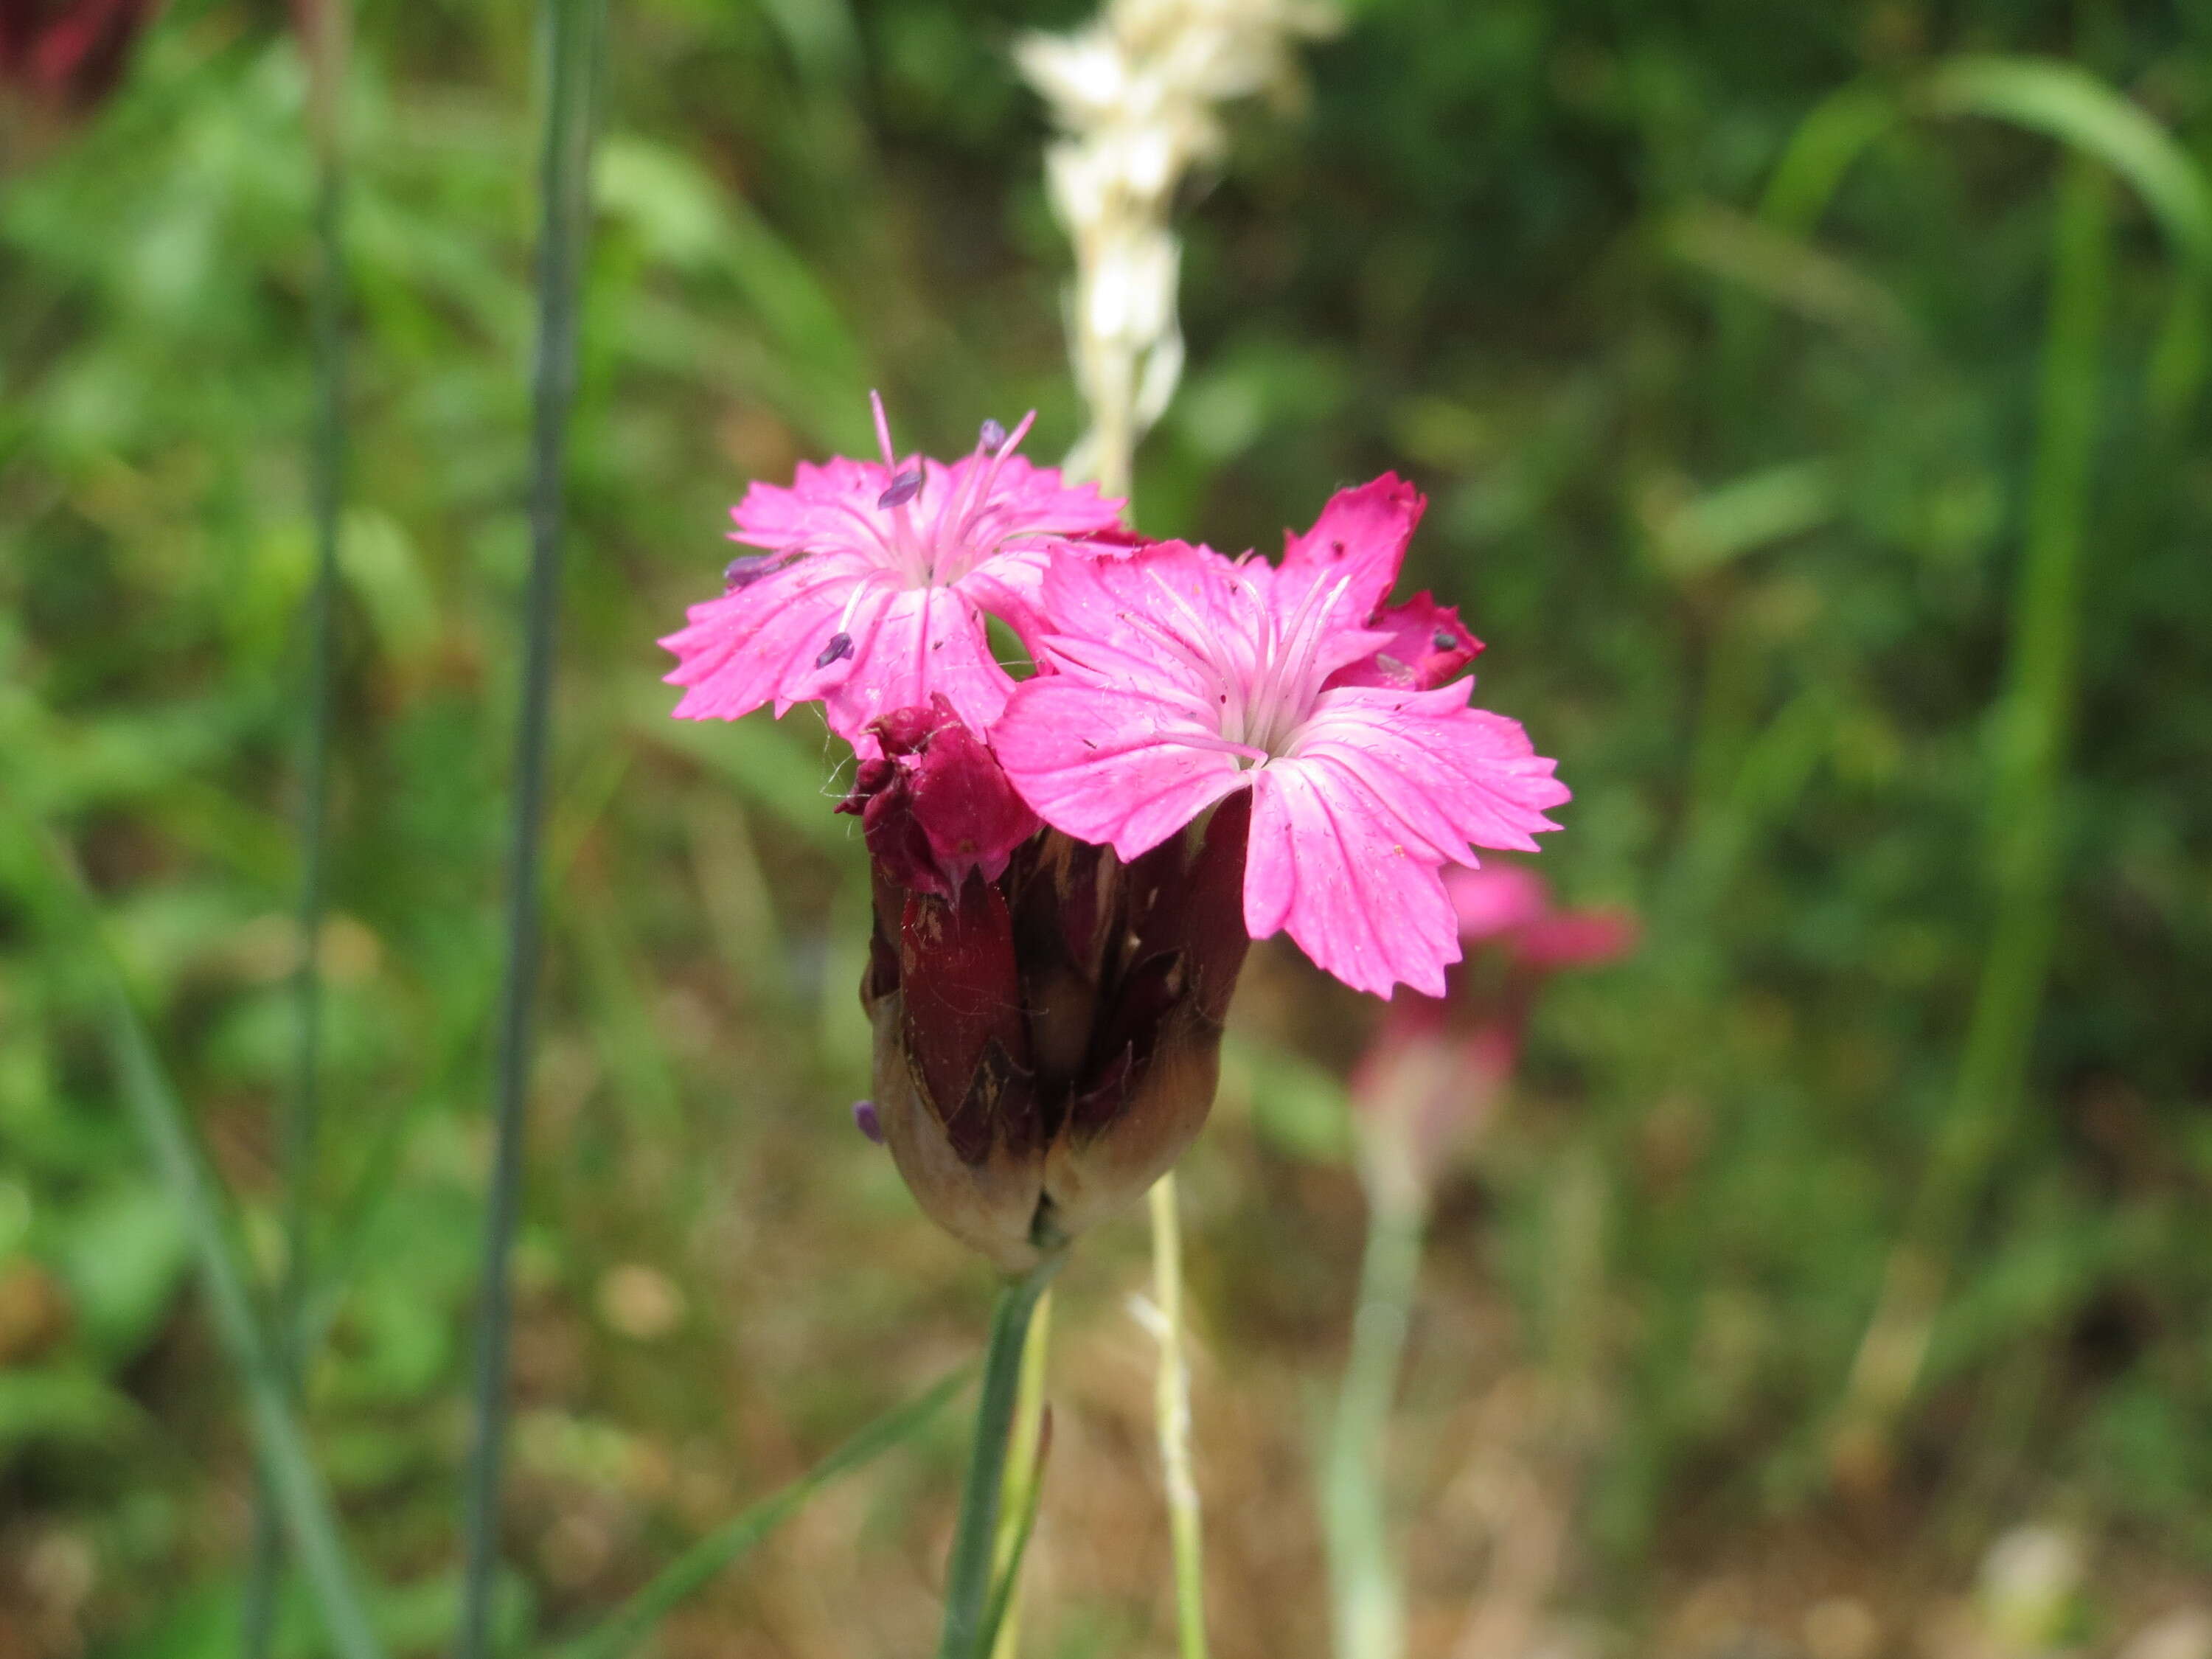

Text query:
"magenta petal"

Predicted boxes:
[[1245, 765, 1462, 998], [728, 457, 888, 551], [822, 586, 1015, 741], [1326, 591, 1483, 692], [1034, 540, 1263, 704], [994, 677, 1250, 860], [1294, 685, 1570, 858], [660, 555, 877, 723], [1278, 473, 1427, 624]]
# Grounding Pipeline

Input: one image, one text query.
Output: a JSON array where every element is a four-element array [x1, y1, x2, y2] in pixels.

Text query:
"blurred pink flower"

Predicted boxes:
[[1447, 864, 1638, 970], [1351, 862, 1637, 1183], [993, 481, 1568, 998], [661, 396, 1127, 745]]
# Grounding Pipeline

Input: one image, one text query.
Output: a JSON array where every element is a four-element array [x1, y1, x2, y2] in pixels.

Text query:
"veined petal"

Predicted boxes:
[[823, 586, 1017, 740], [728, 457, 894, 554], [1325, 590, 1482, 691], [1290, 684, 1570, 860], [938, 451, 1125, 549], [1278, 473, 1426, 625], [956, 543, 1056, 650], [661, 553, 880, 723], [1033, 540, 1262, 700], [993, 677, 1250, 861], [1245, 765, 1462, 998]]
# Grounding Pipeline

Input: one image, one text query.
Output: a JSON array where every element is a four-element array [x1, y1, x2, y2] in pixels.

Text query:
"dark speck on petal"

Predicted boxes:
[[815, 632, 855, 669], [877, 468, 924, 509], [1433, 630, 1460, 651]]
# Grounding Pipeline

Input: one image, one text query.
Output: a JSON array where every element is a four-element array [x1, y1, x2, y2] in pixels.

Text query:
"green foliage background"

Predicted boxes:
[[3, 0, 2210, 1653]]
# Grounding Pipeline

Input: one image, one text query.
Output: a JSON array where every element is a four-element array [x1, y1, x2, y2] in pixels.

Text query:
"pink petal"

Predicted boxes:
[[992, 677, 1251, 860], [822, 586, 1017, 741], [1034, 540, 1265, 701], [1244, 762, 1462, 998], [1278, 473, 1427, 625], [956, 543, 1057, 650], [1291, 684, 1570, 860], [660, 554, 879, 723], [728, 457, 891, 552], [1326, 591, 1484, 692], [939, 451, 1126, 545]]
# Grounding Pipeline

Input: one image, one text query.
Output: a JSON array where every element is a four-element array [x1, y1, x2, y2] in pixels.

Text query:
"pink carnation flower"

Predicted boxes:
[[660, 395, 1127, 744], [993, 477, 1570, 998]]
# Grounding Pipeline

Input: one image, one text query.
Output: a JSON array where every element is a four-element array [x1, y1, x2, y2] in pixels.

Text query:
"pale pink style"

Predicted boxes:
[[660, 396, 1126, 743], [992, 479, 1570, 998]]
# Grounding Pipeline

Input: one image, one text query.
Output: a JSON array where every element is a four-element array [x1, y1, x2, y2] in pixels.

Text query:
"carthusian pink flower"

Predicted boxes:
[[993, 476, 1569, 998], [661, 395, 1127, 745]]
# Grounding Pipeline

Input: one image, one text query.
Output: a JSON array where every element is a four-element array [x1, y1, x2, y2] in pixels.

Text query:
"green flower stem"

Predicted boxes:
[[456, 2, 605, 1656], [1838, 153, 2111, 1447], [1150, 1174, 1208, 1659], [987, 1287, 1054, 1659], [1325, 1154, 1427, 1659], [936, 1254, 1065, 1659]]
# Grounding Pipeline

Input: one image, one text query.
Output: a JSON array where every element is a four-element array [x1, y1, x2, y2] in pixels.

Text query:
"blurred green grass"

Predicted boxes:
[[4, 1, 2212, 1655]]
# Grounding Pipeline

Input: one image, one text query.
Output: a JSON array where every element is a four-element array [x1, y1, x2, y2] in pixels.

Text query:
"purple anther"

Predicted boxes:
[[815, 631, 855, 669], [877, 468, 924, 510], [852, 1099, 885, 1144], [978, 417, 1009, 456], [723, 552, 790, 591]]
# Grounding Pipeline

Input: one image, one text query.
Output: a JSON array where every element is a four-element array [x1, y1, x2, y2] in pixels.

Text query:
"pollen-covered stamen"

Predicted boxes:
[[979, 417, 1009, 456], [877, 468, 925, 509]]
